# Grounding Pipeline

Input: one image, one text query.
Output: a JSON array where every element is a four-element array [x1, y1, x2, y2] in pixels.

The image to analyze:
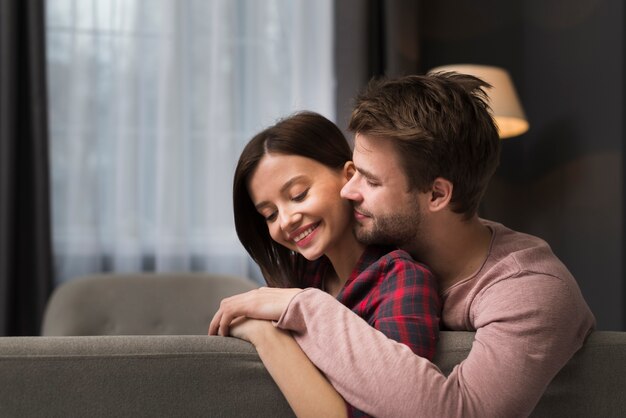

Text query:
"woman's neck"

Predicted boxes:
[[323, 233, 366, 297]]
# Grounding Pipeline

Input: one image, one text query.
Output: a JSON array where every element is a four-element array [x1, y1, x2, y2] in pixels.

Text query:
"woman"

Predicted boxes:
[[210, 112, 440, 417]]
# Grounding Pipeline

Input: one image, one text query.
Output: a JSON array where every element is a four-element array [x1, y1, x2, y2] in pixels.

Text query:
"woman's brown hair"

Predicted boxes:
[[233, 111, 352, 287]]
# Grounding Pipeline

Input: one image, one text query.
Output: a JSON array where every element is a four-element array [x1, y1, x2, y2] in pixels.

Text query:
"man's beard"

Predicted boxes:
[[354, 207, 421, 249]]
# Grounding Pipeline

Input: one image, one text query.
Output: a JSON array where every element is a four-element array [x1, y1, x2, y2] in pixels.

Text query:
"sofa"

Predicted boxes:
[[0, 273, 624, 417]]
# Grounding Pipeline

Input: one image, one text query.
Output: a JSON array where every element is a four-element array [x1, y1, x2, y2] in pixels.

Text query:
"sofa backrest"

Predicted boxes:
[[0, 335, 292, 417], [0, 331, 623, 417], [434, 331, 626, 417], [37, 274, 626, 416], [41, 273, 259, 336]]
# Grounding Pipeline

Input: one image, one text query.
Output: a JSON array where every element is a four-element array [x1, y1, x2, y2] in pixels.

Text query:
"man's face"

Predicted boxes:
[[340, 133, 424, 249]]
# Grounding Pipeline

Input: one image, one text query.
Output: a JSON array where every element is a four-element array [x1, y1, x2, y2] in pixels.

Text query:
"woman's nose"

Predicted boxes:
[[279, 209, 302, 231]]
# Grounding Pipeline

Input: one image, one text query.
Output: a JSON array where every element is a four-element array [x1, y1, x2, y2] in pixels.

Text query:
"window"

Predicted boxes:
[[46, 0, 334, 283]]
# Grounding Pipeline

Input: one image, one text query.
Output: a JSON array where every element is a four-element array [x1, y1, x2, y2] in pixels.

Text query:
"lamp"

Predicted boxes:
[[428, 64, 529, 139]]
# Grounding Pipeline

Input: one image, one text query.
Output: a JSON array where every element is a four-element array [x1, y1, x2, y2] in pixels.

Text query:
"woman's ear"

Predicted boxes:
[[343, 161, 356, 181], [428, 177, 453, 212]]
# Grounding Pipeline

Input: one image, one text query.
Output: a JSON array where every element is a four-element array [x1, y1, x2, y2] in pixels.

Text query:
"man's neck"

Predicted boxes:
[[408, 215, 493, 292]]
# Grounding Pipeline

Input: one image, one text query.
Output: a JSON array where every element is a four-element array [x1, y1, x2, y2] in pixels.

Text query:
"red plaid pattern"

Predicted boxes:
[[304, 245, 441, 417]]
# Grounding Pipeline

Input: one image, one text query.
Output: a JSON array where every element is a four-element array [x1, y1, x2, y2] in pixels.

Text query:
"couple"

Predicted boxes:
[[209, 73, 595, 417]]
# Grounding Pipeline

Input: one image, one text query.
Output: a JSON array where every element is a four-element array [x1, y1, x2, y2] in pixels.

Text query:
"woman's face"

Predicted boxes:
[[249, 153, 354, 261]]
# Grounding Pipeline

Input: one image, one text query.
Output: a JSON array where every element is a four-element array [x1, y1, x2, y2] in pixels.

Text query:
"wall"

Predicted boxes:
[[419, 0, 624, 329]]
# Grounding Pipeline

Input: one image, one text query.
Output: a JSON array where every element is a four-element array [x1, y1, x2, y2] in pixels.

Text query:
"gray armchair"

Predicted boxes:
[[41, 272, 259, 336]]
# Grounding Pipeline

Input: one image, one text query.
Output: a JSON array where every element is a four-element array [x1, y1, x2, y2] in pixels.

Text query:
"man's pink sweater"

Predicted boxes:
[[276, 220, 595, 417]]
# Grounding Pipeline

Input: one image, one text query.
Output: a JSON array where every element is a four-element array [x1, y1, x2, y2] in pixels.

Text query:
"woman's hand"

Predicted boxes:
[[228, 317, 277, 345], [208, 287, 303, 336]]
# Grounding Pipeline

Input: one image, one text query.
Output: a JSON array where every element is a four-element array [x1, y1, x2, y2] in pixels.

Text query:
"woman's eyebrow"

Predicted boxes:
[[279, 175, 307, 193], [254, 175, 308, 210]]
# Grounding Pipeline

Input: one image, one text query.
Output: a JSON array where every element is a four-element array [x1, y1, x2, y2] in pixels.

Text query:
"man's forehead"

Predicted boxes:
[[353, 133, 379, 158], [353, 134, 371, 153], [353, 133, 395, 162], [353, 134, 401, 177]]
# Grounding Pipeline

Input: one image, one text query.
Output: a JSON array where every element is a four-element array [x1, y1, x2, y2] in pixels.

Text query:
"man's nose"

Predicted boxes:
[[341, 174, 361, 202]]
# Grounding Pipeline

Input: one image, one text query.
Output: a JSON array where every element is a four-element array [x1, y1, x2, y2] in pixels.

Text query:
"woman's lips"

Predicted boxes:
[[290, 222, 320, 247]]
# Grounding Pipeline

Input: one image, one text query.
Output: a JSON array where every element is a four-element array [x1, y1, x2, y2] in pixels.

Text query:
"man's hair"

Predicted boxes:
[[348, 73, 501, 219]]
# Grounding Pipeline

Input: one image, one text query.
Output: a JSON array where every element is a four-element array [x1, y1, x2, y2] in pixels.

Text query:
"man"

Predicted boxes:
[[211, 73, 595, 417]]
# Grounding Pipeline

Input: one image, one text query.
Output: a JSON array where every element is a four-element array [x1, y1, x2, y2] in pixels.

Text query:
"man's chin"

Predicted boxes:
[[353, 226, 378, 246]]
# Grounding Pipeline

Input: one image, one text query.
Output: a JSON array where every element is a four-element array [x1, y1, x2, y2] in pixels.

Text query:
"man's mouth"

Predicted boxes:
[[354, 208, 371, 221]]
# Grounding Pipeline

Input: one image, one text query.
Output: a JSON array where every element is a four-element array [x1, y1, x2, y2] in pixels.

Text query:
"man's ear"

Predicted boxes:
[[428, 177, 453, 212], [343, 161, 356, 181]]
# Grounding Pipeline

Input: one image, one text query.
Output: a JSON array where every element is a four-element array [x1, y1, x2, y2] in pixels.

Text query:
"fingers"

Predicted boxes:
[[208, 308, 223, 336], [208, 290, 254, 336], [208, 299, 235, 336], [218, 302, 235, 337]]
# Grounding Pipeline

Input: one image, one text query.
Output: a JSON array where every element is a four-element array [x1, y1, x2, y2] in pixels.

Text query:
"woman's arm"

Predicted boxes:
[[229, 318, 347, 418]]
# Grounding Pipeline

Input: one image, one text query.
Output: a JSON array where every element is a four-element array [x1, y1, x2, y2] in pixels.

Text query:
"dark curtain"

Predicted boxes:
[[0, 0, 53, 336], [334, 0, 421, 132]]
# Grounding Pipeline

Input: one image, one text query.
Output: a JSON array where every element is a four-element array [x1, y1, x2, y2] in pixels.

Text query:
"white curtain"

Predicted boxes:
[[45, 0, 335, 283]]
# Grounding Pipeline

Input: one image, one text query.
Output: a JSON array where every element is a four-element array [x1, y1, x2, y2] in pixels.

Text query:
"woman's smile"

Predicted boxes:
[[290, 222, 321, 247]]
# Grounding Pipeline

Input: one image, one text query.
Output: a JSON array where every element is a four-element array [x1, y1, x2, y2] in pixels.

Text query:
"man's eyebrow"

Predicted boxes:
[[355, 166, 379, 181], [254, 175, 307, 210]]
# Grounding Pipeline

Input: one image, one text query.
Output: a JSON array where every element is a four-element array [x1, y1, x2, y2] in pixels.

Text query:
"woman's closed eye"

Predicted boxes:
[[291, 188, 309, 202], [259, 188, 308, 222], [264, 211, 278, 222]]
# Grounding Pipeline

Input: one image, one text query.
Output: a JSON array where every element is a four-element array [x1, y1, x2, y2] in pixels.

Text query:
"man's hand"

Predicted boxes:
[[208, 287, 302, 336]]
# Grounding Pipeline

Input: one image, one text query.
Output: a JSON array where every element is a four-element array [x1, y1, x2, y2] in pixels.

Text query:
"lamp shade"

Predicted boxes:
[[428, 64, 529, 139]]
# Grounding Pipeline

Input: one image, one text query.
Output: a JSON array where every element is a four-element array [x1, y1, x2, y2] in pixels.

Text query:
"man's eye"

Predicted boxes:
[[292, 189, 309, 202], [366, 179, 379, 187]]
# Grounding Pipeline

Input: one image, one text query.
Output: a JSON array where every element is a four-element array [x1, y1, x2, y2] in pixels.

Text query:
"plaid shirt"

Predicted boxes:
[[304, 245, 441, 417]]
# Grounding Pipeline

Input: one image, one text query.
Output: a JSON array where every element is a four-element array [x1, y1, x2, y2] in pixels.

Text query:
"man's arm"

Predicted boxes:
[[277, 277, 594, 418]]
